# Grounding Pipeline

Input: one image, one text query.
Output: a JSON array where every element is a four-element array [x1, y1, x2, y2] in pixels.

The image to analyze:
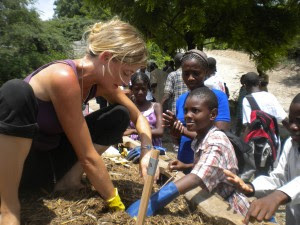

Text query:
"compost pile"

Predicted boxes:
[[20, 156, 209, 225]]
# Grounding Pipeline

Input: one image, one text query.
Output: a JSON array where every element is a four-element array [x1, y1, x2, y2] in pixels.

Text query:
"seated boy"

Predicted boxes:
[[127, 87, 249, 217], [224, 93, 300, 225]]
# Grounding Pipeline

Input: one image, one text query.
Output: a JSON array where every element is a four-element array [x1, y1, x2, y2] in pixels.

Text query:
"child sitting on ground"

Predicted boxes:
[[124, 71, 164, 147], [126, 87, 249, 217]]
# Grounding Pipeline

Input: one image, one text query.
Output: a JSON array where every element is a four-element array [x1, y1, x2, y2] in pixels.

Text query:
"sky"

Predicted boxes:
[[32, 0, 55, 21]]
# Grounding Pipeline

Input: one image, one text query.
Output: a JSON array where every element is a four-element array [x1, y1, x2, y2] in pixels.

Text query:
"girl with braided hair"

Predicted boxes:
[[163, 49, 231, 172]]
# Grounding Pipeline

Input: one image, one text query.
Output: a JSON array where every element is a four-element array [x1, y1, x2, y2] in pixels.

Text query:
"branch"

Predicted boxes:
[[161, 18, 186, 40]]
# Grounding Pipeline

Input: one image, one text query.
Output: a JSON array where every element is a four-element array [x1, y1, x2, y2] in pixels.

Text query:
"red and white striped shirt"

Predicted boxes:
[[191, 126, 249, 216]]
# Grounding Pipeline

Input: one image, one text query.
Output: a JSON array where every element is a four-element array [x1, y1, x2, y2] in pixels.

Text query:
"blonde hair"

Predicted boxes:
[[85, 17, 147, 66]]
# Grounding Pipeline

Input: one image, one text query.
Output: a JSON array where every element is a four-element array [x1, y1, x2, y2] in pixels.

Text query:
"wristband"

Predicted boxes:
[[141, 144, 153, 150]]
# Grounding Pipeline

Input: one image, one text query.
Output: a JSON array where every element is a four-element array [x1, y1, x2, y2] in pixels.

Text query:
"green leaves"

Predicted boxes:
[[88, 0, 300, 71], [0, 0, 71, 85]]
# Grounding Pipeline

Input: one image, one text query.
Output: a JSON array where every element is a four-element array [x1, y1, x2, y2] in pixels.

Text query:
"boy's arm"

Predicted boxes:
[[126, 173, 204, 218], [174, 173, 205, 194]]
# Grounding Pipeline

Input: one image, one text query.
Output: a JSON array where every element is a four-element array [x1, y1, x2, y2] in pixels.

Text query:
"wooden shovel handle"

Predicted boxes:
[[136, 149, 160, 225]]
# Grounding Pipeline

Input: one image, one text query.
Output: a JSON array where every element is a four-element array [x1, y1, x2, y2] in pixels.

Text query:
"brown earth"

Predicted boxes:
[[21, 155, 211, 225]]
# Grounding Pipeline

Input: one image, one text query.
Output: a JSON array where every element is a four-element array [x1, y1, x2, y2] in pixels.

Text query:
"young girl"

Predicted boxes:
[[124, 71, 163, 147]]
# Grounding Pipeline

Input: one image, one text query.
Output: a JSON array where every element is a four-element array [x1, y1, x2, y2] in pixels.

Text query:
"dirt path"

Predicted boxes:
[[206, 49, 300, 112]]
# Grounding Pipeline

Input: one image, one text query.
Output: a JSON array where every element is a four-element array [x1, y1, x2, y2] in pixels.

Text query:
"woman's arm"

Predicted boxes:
[[104, 88, 155, 180], [48, 67, 115, 200], [151, 102, 164, 138]]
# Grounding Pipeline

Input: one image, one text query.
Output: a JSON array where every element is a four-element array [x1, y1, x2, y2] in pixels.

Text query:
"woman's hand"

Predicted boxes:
[[140, 150, 160, 183], [223, 169, 253, 193]]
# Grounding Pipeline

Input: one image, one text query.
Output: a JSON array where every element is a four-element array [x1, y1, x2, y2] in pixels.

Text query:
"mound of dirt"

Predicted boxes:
[[20, 156, 209, 225]]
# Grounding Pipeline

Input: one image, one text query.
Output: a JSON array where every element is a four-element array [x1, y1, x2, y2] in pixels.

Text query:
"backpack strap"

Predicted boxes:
[[246, 94, 260, 111]]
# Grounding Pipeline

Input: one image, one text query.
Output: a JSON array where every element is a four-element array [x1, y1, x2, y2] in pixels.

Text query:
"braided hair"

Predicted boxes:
[[130, 71, 151, 90], [181, 49, 209, 69]]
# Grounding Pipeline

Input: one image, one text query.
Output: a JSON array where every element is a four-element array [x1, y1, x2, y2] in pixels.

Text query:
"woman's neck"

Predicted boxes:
[[75, 57, 99, 87]]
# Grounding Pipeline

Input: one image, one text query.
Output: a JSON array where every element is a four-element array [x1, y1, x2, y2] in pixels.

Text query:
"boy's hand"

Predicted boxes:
[[243, 190, 289, 224], [223, 169, 253, 193], [168, 160, 188, 171]]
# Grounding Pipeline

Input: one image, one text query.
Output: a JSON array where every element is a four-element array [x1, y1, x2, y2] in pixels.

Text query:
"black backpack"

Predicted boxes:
[[222, 130, 256, 178]]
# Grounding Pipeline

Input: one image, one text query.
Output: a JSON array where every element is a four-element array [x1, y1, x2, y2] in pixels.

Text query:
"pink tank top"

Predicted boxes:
[[129, 103, 162, 147]]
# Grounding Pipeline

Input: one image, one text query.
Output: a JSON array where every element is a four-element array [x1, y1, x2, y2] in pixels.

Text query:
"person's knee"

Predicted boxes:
[[113, 105, 130, 131]]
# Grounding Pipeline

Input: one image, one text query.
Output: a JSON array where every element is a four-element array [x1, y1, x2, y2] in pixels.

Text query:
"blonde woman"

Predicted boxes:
[[0, 18, 155, 225]]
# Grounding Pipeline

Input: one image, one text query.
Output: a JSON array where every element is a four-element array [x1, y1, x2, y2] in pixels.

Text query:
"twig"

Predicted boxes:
[[85, 212, 97, 221]]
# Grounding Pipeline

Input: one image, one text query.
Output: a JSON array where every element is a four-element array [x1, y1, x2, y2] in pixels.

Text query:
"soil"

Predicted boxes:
[[19, 49, 299, 224], [21, 155, 210, 225]]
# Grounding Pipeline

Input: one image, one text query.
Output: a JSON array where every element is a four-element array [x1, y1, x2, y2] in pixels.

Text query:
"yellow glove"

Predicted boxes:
[[106, 188, 125, 211]]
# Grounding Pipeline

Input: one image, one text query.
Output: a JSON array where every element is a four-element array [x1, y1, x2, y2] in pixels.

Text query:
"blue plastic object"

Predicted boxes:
[[126, 147, 141, 163], [126, 146, 166, 163], [126, 181, 179, 217], [153, 146, 166, 155]]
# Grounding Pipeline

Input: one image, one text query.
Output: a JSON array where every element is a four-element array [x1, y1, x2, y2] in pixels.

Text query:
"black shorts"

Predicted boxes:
[[21, 104, 130, 189], [0, 79, 38, 138], [86, 104, 130, 146]]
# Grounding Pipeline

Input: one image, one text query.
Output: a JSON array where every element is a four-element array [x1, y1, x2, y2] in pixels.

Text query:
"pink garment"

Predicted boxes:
[[129, 103, 162, 147]]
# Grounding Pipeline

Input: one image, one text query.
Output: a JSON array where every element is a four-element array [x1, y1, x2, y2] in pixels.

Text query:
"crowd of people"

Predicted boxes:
[[0, 18, 299, 225]]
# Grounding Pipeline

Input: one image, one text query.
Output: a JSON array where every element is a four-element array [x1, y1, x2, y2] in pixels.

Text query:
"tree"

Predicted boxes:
[[87, 0, 300, 70], [54, 0, 112, 20], [0, 0, 72, 85], [54, 0, 174, 68], [47, 17, 97, 42], [52, 0, 113, 48]]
